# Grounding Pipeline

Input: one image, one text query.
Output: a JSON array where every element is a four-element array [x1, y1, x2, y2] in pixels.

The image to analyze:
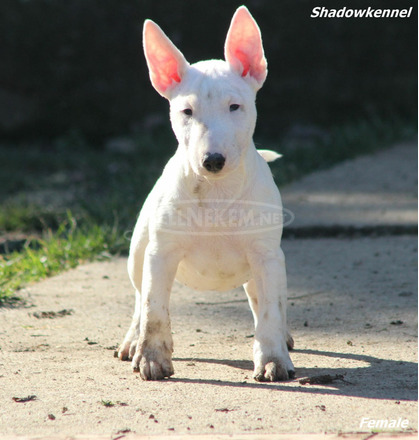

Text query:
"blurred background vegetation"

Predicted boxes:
[[0, 0, 417, 302], [0, 0, 416, 139]]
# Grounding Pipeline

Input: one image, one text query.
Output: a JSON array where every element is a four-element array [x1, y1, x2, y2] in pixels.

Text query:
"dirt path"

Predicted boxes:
[[0, 142, 417, 438], [0, 235, 417, 436]]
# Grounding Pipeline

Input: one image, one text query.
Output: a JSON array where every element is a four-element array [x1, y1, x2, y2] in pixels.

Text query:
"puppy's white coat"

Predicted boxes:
[[118, 6, 294, 382]]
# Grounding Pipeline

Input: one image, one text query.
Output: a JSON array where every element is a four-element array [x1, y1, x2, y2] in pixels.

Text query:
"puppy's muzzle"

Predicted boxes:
[[202, 153, 226, 173]]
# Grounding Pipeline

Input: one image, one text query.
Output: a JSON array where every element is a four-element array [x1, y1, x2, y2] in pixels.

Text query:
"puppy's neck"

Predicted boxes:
[[180, 146, 257, 202]]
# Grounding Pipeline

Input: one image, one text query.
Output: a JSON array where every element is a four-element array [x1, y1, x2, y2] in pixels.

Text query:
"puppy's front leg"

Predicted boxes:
[[132, 243, 181, 380], [247, 246, 295, 382]]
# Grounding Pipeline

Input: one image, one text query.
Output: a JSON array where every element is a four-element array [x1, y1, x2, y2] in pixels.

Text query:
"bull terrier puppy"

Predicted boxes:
[[118, 6, 295, 382]]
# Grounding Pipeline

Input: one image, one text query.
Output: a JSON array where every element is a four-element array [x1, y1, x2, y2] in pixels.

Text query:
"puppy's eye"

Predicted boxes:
[[230, 104, 240, 112], [182, 108, 193, 116]]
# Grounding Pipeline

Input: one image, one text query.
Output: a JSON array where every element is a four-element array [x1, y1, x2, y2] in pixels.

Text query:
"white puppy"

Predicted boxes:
[[118, 6, 295, 382]]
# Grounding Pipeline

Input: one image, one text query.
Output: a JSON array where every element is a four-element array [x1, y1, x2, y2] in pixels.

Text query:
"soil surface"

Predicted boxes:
[[0, 142, 417, 438]]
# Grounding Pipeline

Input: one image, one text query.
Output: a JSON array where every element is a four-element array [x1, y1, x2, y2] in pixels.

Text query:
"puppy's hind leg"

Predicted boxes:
[[244, 279, 259, 327], [286, 330, 294, 351], [118, 288, 142, 361], [118, 223, 148, 361]]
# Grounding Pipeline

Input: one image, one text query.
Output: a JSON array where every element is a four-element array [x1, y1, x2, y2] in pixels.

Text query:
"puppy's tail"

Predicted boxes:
[[257, 149, 282, 162]]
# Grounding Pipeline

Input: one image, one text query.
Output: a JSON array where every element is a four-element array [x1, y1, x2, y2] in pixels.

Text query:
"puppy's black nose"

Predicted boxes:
[[203, 153, 225, 173]]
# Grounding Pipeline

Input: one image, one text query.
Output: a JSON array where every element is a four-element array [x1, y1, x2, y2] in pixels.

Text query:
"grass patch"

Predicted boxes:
[[267, 116, 416, 185], [0, 117, 416, 304], [0, 212, 125, 305]]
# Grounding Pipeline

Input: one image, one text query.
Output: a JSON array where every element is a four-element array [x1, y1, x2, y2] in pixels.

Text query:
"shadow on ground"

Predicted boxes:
[[172, 349, 417, 401]]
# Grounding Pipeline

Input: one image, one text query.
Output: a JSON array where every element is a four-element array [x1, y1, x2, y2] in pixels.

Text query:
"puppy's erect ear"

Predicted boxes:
[[143, 20, 189, 99], [224, 6, 267, 91]]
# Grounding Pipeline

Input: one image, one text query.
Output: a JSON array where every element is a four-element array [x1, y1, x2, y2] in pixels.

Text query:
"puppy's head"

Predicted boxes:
[[143, 6, 267, 178]]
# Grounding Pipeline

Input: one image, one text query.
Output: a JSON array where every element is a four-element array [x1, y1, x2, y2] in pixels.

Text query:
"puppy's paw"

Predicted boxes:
[[253, 342, 295, 382], [117, 339, 137, 361], [286, 331, 294, 351], [253, 357, 295, 382], [132, 341, 174, 380]]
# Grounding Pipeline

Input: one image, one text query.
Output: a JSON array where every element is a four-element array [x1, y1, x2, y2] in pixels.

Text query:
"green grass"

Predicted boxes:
[[267, 116, 416, 185], [0, 212, 124, 305], [0, 117, 416, 304]]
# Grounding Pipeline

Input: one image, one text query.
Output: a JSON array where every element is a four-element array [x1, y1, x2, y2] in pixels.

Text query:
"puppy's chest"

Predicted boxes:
[[187, 235, 246, 268], [164, 190, 267, 234], [176, 236, 251, 290]]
